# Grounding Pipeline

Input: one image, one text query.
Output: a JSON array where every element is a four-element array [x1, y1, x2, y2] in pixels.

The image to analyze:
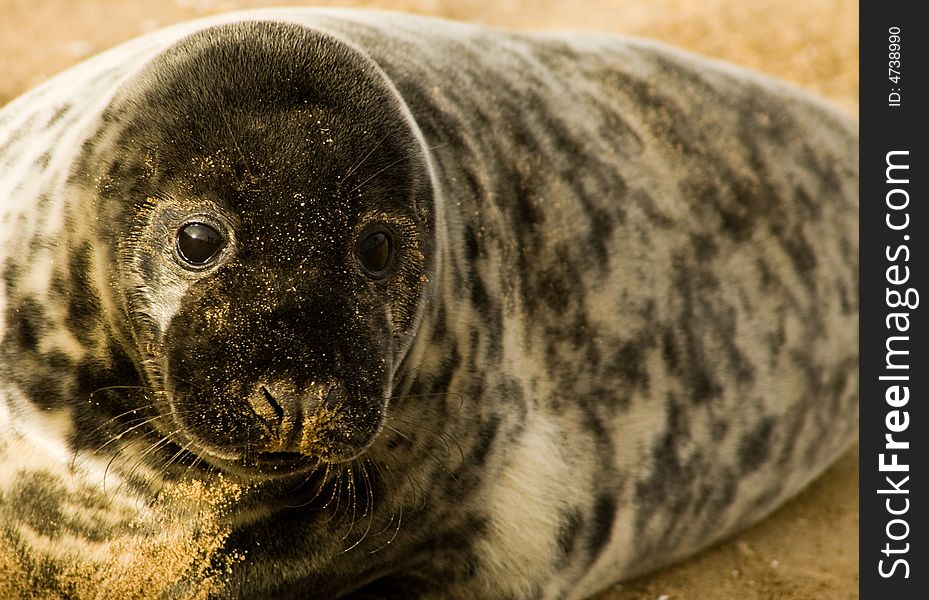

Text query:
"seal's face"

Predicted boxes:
[[86, 22, 436, 475]]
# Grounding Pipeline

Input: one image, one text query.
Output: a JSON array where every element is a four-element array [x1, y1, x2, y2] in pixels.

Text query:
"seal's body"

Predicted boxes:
[[0, 9, 858, 599]]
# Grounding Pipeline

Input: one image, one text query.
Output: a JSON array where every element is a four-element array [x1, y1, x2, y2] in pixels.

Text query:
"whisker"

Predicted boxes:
[[341, 132, 392, 185], [369, 503, 403, 554], [320, 470, 346, 520], [343, 458, 376, 552], [382, 423, 456, 482], [345, 463, 359, 539], [344, 141, 446, 197], [220, 110, 255, 183], [285, 463, 334, 509], [347, 154, 414, 195], [385, 412, 465, 465]]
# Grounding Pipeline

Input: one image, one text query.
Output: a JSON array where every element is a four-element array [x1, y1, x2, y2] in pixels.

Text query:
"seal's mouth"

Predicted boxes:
[[187, 448, 320, 481], [249, 451, 312, 468], [159, 379, 387, 479], [233, 451, 319, 478]]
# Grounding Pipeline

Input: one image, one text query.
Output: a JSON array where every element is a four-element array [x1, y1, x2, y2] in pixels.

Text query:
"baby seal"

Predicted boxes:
[[0, 8, 857, 599]]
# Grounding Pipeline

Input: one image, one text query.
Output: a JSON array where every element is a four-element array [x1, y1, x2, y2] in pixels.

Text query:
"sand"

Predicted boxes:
[[0, 1, 858, 598]]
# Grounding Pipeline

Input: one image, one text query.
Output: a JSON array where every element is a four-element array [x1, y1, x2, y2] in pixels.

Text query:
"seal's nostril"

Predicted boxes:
[[324, 386, 345, 410], [261, 386, 285, 421], [249, 384, 288, 429]]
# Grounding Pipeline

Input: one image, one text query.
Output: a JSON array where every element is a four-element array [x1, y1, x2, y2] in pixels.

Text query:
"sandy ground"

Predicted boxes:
[[0, 1, 858, 598]]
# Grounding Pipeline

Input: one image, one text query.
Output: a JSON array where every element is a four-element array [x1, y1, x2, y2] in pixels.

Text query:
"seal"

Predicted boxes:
[[0, 8, 858, 599]]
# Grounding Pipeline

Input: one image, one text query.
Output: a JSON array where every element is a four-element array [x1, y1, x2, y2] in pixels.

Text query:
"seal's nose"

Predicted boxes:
[[246, 381, 345, 454]]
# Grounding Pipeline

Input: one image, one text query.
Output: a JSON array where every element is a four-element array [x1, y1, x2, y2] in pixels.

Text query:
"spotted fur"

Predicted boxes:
[[0, 9, 857, 599]]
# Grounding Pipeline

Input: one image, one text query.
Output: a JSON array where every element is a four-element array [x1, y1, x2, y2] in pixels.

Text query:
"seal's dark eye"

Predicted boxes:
[[177, 222, 223, 266], [355, 230, 395, 278]]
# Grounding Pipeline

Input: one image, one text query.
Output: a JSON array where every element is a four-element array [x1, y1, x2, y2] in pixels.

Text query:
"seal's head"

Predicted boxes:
[[80, 21, 437, 475]]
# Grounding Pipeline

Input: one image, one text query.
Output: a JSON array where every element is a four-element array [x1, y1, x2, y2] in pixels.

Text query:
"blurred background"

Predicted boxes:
[[0, 1, 858, 598], [1, 0, 857, 112]]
